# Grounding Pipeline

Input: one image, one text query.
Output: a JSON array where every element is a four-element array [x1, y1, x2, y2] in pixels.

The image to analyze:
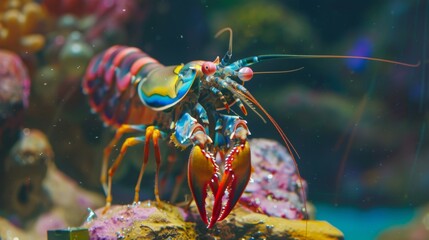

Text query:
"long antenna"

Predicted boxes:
[[227, 54, 420, 71], [253, 67, 305, 75], [215, 27, 233, 66]]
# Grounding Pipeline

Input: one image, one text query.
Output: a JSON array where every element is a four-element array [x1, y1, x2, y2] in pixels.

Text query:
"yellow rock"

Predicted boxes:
[[84, 201, 344, 240], [204, 205, 344, 240]]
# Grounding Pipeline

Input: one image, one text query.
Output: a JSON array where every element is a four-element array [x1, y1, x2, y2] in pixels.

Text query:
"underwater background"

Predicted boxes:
[[1, 0, 428, 239]]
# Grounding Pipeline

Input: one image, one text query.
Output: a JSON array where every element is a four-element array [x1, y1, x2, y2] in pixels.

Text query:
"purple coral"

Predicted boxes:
[[86, 203, 156, 239], [240, 138, 308, 219], [84, 201, 191, 239]]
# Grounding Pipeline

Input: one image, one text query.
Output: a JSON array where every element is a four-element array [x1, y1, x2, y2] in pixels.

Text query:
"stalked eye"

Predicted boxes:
[[201, 61, 216, 76], [238, 67, 253, 81]]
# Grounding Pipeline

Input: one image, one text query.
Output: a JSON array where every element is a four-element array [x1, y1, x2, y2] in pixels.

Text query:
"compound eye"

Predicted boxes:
[[201, 61, 216, 76], [238, 67, 253, 81]]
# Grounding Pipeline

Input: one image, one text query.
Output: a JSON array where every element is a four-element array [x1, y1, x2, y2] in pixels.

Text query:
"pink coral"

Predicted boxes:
[[240, 138, 308, 219], [83, 202, 191, 239], [0, 50, 30, 109]]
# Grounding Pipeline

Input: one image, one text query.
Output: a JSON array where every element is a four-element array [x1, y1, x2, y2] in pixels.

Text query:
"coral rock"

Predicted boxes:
[[194, 204, 343, 240], [82, 201, 196, 239], [0, 129, 52, 218], [84, 201, 343, 240], [0, 129, 104, 239], [242, 138, 308, 219]]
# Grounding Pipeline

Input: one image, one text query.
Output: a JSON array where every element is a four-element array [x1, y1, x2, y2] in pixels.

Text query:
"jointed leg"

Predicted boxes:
[[101, 125, 146, 194], [152, 128, 162, 203], [133, 126, 153, 203], [133, 126, 163, 204], [104, 135, 145, 213]]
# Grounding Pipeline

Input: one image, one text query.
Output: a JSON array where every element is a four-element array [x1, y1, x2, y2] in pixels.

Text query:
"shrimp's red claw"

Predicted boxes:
[[187, 141, 251, 228], [188, 145, 219, 225], [209, 141, 251, 228]]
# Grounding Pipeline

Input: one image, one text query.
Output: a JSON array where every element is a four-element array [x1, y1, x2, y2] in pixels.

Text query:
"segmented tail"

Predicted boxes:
[[82, 45, 162, 127]]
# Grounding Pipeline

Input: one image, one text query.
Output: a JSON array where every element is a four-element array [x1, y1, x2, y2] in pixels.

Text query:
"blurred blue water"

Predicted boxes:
[[315, 203, 416, 240]]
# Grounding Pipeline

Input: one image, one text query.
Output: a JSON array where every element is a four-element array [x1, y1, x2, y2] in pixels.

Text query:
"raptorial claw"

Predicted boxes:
[[184, 114, 251, 228], [209, 141, 251, 228], [188, 145, 219, 225]]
